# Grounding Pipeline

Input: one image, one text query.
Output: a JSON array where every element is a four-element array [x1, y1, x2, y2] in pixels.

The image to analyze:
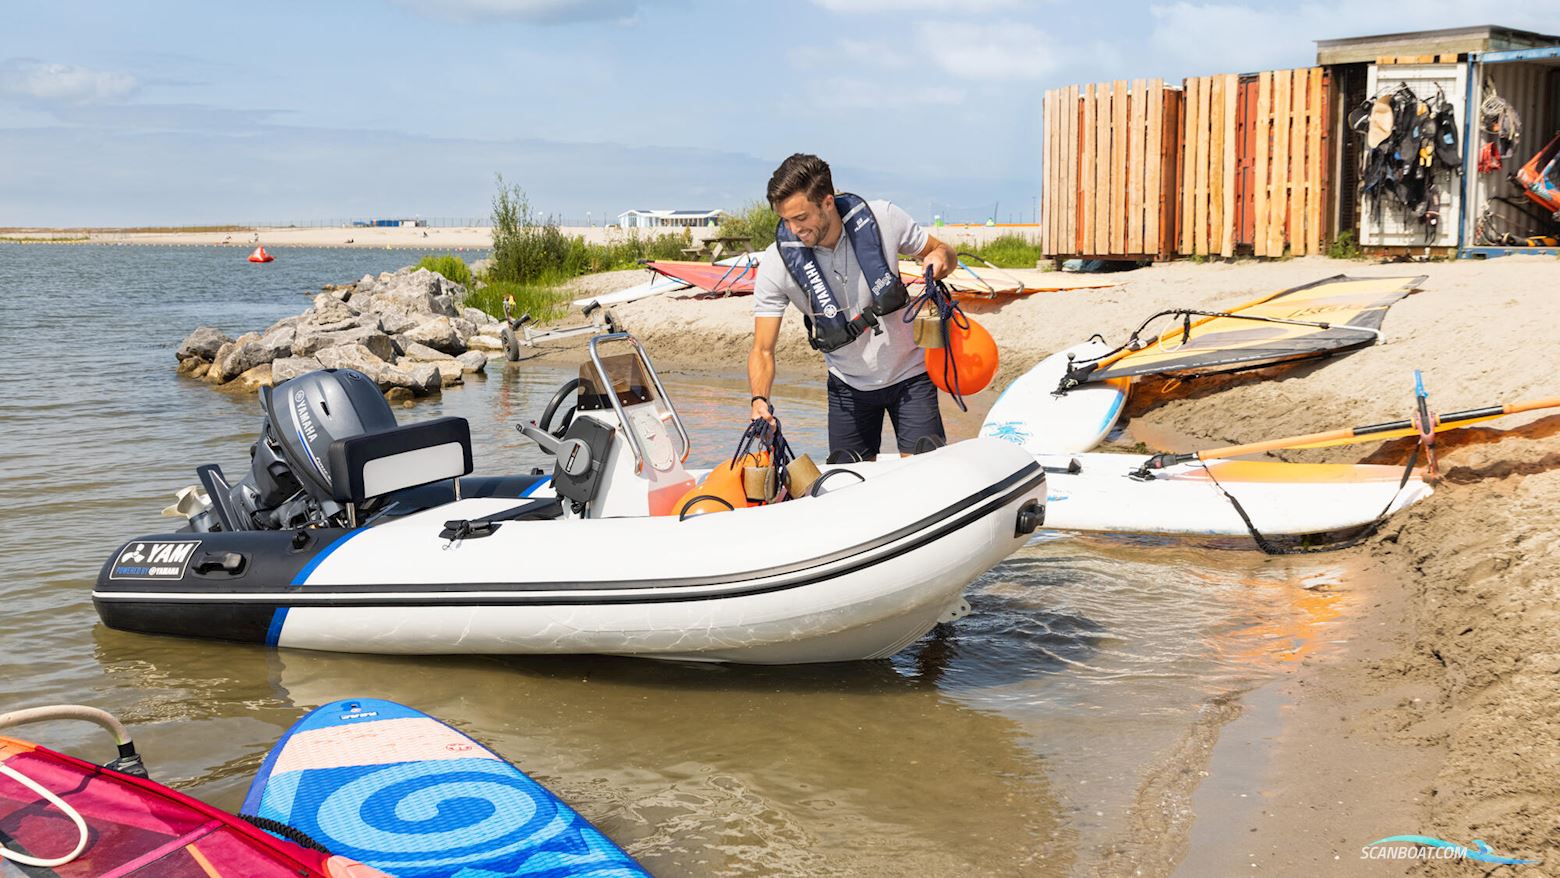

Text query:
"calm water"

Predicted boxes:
[[0, 244, 1352, 876]]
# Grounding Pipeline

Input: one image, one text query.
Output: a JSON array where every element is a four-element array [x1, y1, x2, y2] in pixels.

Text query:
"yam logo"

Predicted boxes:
[[110, 541, 200, 580]]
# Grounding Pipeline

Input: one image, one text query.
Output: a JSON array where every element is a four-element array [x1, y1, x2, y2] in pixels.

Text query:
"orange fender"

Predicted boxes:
[[674, 451, 769, 517], [925, 315, 998, 395]]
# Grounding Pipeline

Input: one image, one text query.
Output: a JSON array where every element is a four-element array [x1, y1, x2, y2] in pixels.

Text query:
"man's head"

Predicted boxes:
[[767, 153, 838, 247]]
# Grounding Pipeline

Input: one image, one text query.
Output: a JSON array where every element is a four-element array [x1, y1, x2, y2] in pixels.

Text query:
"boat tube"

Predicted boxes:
[[95, 333, 1045, 664]]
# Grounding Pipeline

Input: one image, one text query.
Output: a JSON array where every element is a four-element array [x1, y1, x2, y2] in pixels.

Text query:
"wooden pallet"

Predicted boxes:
[[1042, 80, 1180, 258]]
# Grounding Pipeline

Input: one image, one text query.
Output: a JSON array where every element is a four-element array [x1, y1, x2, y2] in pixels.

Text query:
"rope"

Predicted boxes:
[[730, 413, 795, 471], [0, 763, 89, 867], [1202, 443, 1421, 555], [903, 266, 970, 411]]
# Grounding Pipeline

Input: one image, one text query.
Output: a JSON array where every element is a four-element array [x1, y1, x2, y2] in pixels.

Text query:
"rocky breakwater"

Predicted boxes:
[[174, 267, 505, 402]]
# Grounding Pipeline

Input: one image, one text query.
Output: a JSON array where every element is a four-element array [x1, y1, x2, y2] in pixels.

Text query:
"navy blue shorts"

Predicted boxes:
[[826, 371, 946, 459]]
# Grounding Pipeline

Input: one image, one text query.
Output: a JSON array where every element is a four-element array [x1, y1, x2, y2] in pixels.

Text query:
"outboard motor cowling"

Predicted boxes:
[[223, 369, 397, 530], [264, 369, 396, 501]]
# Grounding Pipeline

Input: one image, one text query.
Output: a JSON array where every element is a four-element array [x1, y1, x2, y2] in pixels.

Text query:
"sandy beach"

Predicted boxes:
[[550, 253, 1560, 874]]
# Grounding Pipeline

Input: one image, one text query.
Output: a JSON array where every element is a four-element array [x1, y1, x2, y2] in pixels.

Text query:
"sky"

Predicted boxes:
[[2, 0, 1558, 226]]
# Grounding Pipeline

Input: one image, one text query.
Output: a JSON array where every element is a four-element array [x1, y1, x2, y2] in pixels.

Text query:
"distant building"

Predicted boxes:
[[352, 218, 427, 228], [616, 209, 727, 229]]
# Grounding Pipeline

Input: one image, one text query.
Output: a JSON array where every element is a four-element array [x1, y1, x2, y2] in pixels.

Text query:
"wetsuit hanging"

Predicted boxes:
[[775, 193, 910, 353]]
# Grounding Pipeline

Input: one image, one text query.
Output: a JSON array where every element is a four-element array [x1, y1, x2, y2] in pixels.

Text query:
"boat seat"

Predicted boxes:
[[326, 416, 474, 505]]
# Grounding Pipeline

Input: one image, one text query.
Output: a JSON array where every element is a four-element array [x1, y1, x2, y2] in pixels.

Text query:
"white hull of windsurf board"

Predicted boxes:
[[980, 340, 1131, 454], [821, 452, 1430, 538], [1037, 452, 1431, 537]]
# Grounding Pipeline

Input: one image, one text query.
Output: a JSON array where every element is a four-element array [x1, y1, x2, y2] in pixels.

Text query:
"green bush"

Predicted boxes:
[[1326, 230, 1363, 260], [717, 201, 780, 252], [959, 234, 1044, 268], [464, 278, 569, 324], [414, 254, 472, 287]]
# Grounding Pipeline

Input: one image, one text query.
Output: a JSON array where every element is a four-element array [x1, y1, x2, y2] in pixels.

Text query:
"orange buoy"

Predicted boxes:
[[925, 315, 998, 395], [674, 451, 768, 518], [247, 246, 274, 263]]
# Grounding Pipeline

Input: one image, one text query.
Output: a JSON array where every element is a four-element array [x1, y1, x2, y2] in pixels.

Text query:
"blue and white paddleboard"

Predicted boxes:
[[242, 698, 649, 878], [980, 339, 1131, 454]]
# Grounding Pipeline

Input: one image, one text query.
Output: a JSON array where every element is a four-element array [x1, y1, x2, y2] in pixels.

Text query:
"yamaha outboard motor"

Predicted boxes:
[[226, 369, 397, 530]]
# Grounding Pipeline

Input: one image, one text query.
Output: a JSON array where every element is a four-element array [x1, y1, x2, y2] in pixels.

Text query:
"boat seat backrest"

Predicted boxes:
[[326, 416, 474, 504]]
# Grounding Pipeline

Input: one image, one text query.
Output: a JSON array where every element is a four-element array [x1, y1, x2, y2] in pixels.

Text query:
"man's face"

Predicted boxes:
[[776, 192, 836, 247]]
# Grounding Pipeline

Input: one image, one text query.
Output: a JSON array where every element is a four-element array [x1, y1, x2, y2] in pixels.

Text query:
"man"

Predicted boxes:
[[748, 153, 957, 460]]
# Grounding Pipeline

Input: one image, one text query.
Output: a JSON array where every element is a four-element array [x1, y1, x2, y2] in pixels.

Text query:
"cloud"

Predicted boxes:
[[1148, 1, 1560, 74], [813, 0, 1021, 12], [789, 38, 911, 71], [800, 76, 966, 110], [388, 0, 642, 23], [0, 59, 138, 105], [917, 21, 1064, 80]]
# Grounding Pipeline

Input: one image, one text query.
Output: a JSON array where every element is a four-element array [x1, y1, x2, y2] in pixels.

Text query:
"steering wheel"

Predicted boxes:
[[538, 378, 581, 439]]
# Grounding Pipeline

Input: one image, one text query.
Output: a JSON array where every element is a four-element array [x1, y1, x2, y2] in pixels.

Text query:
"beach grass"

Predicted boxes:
[[958, 233, 1045, 268], [464, 277, 570, 324], [415, 254, 473, 287], [467, 176, 692, 321]]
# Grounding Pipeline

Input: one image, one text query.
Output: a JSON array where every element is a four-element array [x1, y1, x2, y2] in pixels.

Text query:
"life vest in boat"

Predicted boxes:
[[674, 451, 769, 517], [775, 193, 910, 353]]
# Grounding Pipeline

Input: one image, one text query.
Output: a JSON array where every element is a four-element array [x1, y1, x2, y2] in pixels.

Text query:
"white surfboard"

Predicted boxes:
[[1037, 452, 1432, 537], [571, 275, 690, 309], [980, 340, 1131, 454], [810, 452, 1432, 539]]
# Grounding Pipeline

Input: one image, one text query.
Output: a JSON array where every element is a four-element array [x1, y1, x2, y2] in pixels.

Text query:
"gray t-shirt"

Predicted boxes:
[[754, 200, 929, 390]]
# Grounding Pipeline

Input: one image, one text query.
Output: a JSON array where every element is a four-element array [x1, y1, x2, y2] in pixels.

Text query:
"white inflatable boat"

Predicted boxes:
[[95, 334, 1045, 664]]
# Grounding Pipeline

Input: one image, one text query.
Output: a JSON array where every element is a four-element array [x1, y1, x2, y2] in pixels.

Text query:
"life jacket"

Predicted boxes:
[[775, 193, 910, 353]]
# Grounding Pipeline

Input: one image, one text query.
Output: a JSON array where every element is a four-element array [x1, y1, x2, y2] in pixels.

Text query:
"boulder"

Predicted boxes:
[[384, 386, 416, 404], [214, 332, 264, 382], [380, 361, 441, 395], [176, 326, 232, 362], [189, 361, 210, 379], [259, 325, 296, 358], [176, 356, 210, 376], [294, 326, 395, 362], [372, 310, 421, 336], [309, 295, 359, 324], [455, 351, 488, 374], [400, 342, 456, 362], [465, 334, 506, 352], [233, 363, 274, 391], [271, 356, 323, 384], [301, 317, 361, 334], [432, 361, 464, 387], [367, 269, 460, 318], [462, 307, 498, 327], [315, 344, 391, 380], [402, 317, 465, 355], [263, 315, 301, 336]]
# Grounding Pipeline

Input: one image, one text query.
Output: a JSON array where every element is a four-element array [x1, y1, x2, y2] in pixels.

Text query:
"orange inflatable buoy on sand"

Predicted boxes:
[[247, 246, 274, 263], [674, 451, 769, 518], [925, 314, 998, 396]]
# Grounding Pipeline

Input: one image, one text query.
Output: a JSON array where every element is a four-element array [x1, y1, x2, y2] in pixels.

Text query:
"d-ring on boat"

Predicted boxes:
[[94, 334, 1045, 664]]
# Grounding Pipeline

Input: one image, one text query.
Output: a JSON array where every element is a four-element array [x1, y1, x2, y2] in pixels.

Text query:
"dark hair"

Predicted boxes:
[[767, 153, 834, 208]]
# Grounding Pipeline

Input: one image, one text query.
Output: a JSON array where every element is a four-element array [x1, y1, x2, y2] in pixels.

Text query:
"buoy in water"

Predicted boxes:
[[247, 246, 274, 263], [925, 315, 998, 395]]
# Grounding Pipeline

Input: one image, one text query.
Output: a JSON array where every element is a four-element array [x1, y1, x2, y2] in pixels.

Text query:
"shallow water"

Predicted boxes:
[[0, 244, 1350, 875]]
